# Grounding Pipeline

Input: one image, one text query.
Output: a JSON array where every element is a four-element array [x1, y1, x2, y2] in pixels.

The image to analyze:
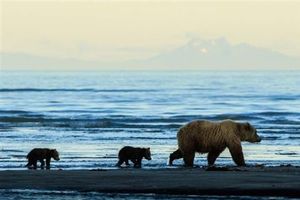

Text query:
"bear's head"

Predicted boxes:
[[50, 149, 60, 161], [143, 148, 152, 160], [238, 122, 261, 143]]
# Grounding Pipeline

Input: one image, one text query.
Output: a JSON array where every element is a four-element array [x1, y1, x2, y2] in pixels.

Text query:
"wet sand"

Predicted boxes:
[[0, 166, 299, 197]]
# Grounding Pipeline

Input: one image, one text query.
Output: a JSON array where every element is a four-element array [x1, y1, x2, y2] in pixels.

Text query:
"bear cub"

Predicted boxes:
[[26, 148, 60, 169], [116, 146, 151, 168]]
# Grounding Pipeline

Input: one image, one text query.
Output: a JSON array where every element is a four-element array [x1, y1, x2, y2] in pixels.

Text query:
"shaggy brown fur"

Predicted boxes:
[[169, 120, 261, 167], [26, 148, 60, 169], [116, 146, 152, 168]]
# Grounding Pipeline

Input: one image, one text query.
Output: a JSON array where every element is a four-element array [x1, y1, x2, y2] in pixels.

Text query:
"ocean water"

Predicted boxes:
[[0, 71, 299, 170], [0, 190, 295, 200]]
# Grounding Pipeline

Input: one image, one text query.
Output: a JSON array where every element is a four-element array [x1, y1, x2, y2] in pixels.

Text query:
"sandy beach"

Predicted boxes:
[[0, 166, 299, 197]]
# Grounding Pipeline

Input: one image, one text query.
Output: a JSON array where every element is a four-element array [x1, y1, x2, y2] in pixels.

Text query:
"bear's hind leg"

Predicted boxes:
[[183, 152, 195, 167], [32, 160, 38, 170], [116, 159, 124, 167], [169, 149, 183, 165], [26, 160, 33, 169], [40, 159, 45, 169], [207, 150, 223, 166]]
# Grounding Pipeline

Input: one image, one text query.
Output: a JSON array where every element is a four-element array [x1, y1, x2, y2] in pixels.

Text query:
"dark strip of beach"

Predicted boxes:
[[0, 166, 299, 197]]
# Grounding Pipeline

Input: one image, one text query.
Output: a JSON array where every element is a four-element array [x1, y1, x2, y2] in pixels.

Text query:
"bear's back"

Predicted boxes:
[[179, 119, 237, 134], [178, 120, 218, 135], [27, 148, 50, 159], [119, 146, 145, 159], [177, 120, 234, 152]]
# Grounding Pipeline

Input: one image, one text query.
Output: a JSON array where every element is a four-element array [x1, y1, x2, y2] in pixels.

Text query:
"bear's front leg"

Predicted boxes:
[[227, 137, 246, 166], [132, 159, 142, 168], [46, 158, 51, 169]]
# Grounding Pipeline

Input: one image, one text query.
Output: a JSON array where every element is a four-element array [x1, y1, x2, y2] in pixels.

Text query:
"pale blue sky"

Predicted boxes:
[[1, 1, 300, 70]]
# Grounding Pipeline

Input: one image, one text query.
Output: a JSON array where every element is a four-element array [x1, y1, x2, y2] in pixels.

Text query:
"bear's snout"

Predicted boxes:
[[257, 137, 262, 142], [253, 135, 261, 143], [146, 157, 152, 160]]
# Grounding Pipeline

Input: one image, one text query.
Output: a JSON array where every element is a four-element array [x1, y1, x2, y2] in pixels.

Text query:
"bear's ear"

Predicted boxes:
[[245, 122, 251, 130]]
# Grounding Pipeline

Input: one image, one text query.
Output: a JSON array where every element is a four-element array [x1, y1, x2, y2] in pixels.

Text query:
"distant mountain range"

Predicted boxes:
[[1, 38, 300, 70]]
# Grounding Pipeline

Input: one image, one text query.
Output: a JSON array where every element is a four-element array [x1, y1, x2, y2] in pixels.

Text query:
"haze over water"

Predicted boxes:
[[0, 71, 299, 170]]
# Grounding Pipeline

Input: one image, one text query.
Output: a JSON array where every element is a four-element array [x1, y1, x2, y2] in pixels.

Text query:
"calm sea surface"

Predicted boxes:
[[0, 71, 299, 170], [0, 189, 295, 200]]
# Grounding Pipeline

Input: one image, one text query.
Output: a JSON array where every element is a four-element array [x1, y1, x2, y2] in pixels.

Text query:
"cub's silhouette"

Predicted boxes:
[[26, 148, 60, 169], [116, 146, 151, 168]]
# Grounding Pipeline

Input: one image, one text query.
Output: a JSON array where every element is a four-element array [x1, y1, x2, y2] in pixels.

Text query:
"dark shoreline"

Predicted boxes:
[[0, 167, 300, 197]]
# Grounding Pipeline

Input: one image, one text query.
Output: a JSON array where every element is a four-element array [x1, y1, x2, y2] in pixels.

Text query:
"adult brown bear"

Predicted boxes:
[[169, 120, 261, 167]]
